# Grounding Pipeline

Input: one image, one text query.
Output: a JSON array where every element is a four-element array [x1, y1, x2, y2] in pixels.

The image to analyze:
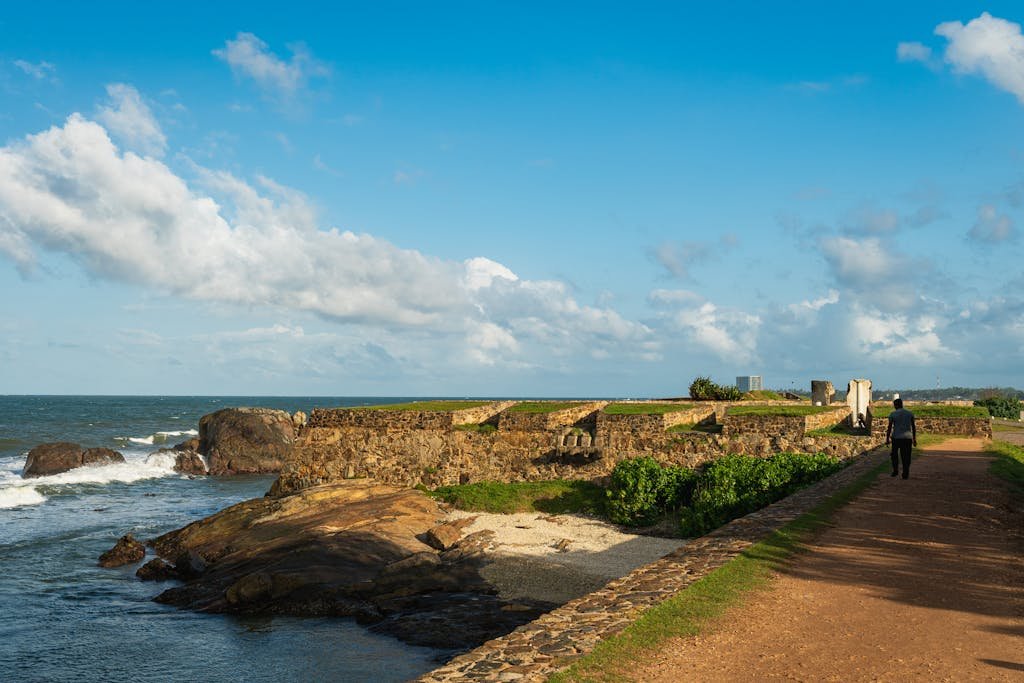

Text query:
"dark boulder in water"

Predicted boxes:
[[198, 407, 295, 475], [136, 558, 179, 581], [99, 534, 146, 568], [173, 437, 201, 453], [23, 442, 125, 478]]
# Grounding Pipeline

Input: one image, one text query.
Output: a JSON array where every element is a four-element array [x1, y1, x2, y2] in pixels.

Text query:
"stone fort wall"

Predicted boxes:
[[271, 401, 891, 496]]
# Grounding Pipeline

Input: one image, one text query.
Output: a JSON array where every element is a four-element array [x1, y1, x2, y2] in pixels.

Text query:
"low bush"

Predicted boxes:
[[974, 396, 1021, 420], [689, 376, 742, 401], [605, 457, 696, 526], [679, 453, 843, 537]]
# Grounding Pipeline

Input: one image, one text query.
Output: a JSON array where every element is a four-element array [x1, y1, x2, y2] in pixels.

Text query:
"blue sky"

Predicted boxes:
[[2, 2, 1024, 396]]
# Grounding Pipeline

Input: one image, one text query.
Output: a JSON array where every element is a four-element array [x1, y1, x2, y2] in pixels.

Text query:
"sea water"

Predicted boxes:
[[0, 395, 445, 683]]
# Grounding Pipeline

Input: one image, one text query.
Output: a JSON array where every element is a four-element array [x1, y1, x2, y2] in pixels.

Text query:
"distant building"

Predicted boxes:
[[736, 375, 763, 393]]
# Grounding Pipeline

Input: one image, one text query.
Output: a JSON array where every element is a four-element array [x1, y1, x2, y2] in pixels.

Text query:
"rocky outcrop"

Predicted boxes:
[[198, 407, 296, 475], [136, 558, 179, 581], [23, 442, 125, 478], [98, 534, 146, 568], [173, 451, 207, 475], [150, 479, 550, 650]]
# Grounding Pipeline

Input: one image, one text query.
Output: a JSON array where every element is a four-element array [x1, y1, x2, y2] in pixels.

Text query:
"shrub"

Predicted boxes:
[[605, 457, 696, 526], [689, 376, 743, 401], [679, 452, 842, 537], [974, 396, 1021, 420]]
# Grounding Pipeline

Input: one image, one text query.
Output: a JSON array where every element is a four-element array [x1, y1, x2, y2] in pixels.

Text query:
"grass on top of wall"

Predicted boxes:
[[742, 390, 785, 400], [603, 402, 695, 415], [423, 480, 606, 515], [727, 405, 835, 417], [872, 404, 989, 418], [506, 401, 580, 414], [357, 400, 492, 412]]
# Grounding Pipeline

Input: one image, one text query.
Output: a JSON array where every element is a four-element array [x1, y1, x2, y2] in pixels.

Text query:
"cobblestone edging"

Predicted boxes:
[[417, 446, 889, 682]]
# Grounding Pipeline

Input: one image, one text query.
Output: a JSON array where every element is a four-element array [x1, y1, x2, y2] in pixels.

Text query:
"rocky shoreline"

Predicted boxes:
[[131, 480, 561, 651]]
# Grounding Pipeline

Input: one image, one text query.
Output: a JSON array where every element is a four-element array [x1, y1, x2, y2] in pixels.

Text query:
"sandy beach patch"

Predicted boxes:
[[446, 510, 686, 604]]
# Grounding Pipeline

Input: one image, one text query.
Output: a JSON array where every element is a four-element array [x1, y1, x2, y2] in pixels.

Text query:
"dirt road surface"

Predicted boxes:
[[638, 438, 1024, 682]]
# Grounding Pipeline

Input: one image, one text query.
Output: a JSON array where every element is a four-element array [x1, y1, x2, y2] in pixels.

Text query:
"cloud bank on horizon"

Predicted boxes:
[[1, 6, 1023, 395]]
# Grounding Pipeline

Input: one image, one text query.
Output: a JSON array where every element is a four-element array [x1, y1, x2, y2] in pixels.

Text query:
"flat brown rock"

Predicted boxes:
[[637, 438, 1024, 682]]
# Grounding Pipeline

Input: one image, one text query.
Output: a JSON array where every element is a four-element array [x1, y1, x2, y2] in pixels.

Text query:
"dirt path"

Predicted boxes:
[[637, 438, 1024, 682]]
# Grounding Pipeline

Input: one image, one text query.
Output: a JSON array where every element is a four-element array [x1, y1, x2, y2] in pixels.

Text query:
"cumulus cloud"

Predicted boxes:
[[0, 103, 659, 373], [848, 308, 956, 364], [213, 32, 329, 100], [96, 84, 167, 157], [968, 204, 1015, 243], [935, 12, 1024, 103]]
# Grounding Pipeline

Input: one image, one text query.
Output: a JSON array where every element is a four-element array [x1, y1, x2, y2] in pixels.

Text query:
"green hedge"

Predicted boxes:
[[606, 453, 844, 534]]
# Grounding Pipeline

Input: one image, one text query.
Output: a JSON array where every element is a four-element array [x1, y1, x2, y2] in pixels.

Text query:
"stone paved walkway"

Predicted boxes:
[[418, 445, 894, 681]]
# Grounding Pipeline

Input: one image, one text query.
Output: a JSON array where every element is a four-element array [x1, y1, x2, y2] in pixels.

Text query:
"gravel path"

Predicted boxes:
[[637, 438, 1024, 682]]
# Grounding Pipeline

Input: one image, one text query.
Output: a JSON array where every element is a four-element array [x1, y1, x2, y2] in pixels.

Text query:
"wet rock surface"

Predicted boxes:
[[23, 442, 125, 478], [98, 534, 146, 568], [149, 479, 552, 651]]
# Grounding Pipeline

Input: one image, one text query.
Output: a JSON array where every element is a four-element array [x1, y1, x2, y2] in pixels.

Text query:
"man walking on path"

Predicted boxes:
[[885, 397, 916, 478]]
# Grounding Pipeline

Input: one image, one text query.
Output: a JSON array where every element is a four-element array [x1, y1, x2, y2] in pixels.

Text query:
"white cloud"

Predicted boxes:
[[96, 84, 167, 157], [787, 289, 840, 316], [968, 204, 1015, 243], [897, 41, 933, 63], [13, 59, 56, 80], [0, 103, 660, 374], [213, 32, 329, 100], [849, 308, 956, 364], [819, 236, 898, 286], [671, 302, 760, 364], [935, 12, 1024, 103], [651, 241, 712, 280]]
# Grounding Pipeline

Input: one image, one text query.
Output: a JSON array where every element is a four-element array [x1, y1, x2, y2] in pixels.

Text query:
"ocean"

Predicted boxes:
[[0, 395, 450, 683]]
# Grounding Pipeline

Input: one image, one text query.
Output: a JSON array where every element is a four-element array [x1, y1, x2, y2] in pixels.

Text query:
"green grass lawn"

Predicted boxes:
[[992, 422, 1024, 433], [603, 402, 694, 415], [548, 457, 890, 683], [727, 405, 835, 417], [506, 401, 580, 414], [424, 480, 606, 515], [872, 404, 989, 418], [357, 400, 491, 412], [987, 440, 1024, 497], [742, 390, 785, 400]]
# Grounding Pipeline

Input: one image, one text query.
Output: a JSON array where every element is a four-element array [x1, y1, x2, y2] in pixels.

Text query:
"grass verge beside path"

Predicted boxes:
[[548, 456, 893, 683], [727, 405, 834, 417], [987, 440, 1024, 497]]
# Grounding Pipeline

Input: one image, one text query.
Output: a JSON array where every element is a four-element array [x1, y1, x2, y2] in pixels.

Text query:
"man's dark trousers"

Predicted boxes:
[[891, 438, 912, 478]]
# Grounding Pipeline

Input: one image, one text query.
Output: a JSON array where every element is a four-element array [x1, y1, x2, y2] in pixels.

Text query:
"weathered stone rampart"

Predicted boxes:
[[273, 404, 886, 496], [721, 406, 850, 439], [307, 401, 516, 430], [596, 405, 715, 437], [497, 402, 607, 431], [870, 415, 992, 439]]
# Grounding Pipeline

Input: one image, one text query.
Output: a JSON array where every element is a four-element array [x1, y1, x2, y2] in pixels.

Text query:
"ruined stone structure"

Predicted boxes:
[[272, 400, 886, 496], [811, 380, 835, 406], [846, 379, 872, 428]]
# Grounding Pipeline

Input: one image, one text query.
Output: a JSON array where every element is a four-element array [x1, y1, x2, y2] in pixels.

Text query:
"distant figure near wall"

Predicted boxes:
[[811, 380, 835, 406]]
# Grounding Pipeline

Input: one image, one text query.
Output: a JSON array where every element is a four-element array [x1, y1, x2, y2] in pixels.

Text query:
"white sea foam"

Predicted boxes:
[[155, 429, 198, 438], [117, 429, 197, 446], [0, 486, 47, 509], [0, 454, 179, 510]]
